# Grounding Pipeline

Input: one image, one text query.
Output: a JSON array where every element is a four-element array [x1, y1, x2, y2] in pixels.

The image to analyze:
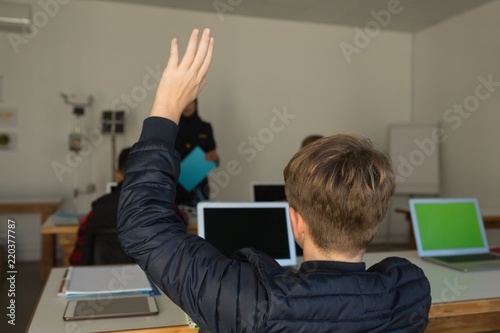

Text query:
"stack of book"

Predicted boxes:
[[51, 212, 85, 226], [58, 264, 157, 297]]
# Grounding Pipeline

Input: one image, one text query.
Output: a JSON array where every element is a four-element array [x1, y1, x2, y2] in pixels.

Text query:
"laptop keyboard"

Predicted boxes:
[[438, 253, 500, 263]]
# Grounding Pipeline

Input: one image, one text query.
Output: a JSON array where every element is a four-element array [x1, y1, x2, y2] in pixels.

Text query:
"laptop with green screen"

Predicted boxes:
[[409, 198, 500, 272]]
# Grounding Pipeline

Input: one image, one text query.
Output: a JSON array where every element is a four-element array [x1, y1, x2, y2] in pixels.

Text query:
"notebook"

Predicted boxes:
[[51, 212, 84, 226], [62, 264, 153, 297], [409, 198, 500, 272], [197, 201, 297, 267]]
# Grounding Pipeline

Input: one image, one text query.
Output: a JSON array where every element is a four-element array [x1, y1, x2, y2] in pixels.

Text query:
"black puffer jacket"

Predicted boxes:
[[117, 117, 431, 333]]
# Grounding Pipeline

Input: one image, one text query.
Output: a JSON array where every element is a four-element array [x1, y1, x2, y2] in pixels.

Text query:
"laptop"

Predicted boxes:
[[250, 183, 304, 256], [409, 198, 500, 272], [251, 182, 286, 202], [197, 201, 297, 267]]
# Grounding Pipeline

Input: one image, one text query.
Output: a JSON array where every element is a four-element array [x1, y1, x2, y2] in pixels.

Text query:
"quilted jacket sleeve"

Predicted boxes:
[[117, 117, 267, 333]]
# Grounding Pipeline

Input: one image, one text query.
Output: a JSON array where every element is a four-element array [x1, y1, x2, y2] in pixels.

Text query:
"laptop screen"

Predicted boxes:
[[197, 202, 297, 267], [409, 198, 490, 256], [251, 183, 286, 202]]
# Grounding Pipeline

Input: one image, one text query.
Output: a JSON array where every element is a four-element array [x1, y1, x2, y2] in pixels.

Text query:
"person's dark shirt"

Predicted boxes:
[[79, 183, 123, 264], [71, 182, 188, 265], [174, 111, 216, 204]]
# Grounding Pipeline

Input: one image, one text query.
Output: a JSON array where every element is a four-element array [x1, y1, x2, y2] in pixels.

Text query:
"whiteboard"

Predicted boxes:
[[389, 123, 441, 195]]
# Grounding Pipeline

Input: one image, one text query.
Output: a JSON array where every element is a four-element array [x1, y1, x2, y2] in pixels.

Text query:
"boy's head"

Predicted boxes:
[[284, 133, 395, 257]]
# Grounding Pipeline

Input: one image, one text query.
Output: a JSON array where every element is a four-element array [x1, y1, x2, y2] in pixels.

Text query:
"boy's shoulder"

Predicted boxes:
[[367, 256, 428, 282]]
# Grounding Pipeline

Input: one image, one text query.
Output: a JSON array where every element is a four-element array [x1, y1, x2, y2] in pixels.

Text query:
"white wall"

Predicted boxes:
[[0, 0, 413, 204], [2, 0, 498, 257], [413, 0, 500, 245], [0, 0, 413, 258]]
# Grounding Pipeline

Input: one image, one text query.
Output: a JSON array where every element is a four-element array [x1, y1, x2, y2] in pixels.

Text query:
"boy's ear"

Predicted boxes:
[[289, 206, 306, 247]]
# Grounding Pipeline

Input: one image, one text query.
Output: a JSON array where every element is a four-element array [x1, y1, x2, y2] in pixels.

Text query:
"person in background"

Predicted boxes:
[[117, 28, 431, 332], [70, 147, 187, 265], [70, 147, 131, 265], [301, 134, 324, 148], [175, 98, 219, 205]]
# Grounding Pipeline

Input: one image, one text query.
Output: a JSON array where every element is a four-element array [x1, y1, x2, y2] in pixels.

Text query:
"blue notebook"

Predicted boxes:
[[178, 146, 216, 192]]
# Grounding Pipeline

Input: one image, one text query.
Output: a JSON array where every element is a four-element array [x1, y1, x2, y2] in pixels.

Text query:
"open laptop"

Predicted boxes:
[[197, 201, 297, 267], [251, 182, 286, 202], [409, 198, 500, 272], [250, 182, 304, 256]]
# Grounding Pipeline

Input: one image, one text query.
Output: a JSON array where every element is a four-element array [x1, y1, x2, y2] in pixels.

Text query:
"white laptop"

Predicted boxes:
[[197, 201, 297, 267], [409, 198, 500, 272], [250, 182, 286, 202]]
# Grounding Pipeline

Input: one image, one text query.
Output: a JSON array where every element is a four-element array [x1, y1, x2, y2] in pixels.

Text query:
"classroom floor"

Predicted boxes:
[[0, 243, 408, 333], [0, 261, 43, 333]]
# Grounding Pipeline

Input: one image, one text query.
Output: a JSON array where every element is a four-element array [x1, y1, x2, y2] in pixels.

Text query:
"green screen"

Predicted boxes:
[[415, 202, 485, 251]]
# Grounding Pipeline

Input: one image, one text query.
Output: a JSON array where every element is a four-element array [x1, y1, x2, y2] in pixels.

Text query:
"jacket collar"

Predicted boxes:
[[299, 260, 366, 273]]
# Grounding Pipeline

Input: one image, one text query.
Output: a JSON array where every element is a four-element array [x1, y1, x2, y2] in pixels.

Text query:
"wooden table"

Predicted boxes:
[[363, 251, 500, 333], [30, 252, 500, 333], [395, 208, 500, 249], [427, 298, 500, 332], [27, 267, 195, 333], [0, 198, 62, 281], [40, 216, 80, 279]]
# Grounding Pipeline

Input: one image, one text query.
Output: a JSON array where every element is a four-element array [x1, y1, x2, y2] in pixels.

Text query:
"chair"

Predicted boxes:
[[91, 228, 135, 265]]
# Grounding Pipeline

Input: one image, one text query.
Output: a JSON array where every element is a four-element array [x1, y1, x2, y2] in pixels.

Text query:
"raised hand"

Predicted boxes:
[[150, 28, 214, 123]]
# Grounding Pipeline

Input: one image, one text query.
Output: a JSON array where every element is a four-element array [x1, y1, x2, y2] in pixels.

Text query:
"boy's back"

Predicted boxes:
[[118, 122, 430, 332]]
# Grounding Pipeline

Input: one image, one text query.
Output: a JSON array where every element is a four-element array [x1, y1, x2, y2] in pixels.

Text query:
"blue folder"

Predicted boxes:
[[178, 146, 216, 192]]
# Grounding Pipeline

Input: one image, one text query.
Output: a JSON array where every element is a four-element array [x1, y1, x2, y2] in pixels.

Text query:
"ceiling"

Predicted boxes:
[[96, 0, 497, 33]]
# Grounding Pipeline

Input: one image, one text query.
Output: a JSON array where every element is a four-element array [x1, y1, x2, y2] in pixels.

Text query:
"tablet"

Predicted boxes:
[[63, 296, 158, 321]]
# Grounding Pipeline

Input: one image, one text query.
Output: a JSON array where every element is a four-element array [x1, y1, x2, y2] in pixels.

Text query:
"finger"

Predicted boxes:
[[197, 37, 214, 81], [198, 77, 207, 94], [179, 28, 200, 69], [165, 37, 179, 70], [191, 28, 212, 72]]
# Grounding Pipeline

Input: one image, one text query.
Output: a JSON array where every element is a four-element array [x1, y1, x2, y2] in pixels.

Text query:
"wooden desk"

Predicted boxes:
[[363, 251, 500, 333], [0, 198, 62, 221], [27, 267, 195, 333], [30, 252, 500, 333], [395, 208, 500, 250], [40, 216, 80, 278], [0, 198, 62, 281]]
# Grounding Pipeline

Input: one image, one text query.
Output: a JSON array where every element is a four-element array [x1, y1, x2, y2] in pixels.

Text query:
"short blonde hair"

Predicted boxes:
[[284, 133, 395, 256]]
